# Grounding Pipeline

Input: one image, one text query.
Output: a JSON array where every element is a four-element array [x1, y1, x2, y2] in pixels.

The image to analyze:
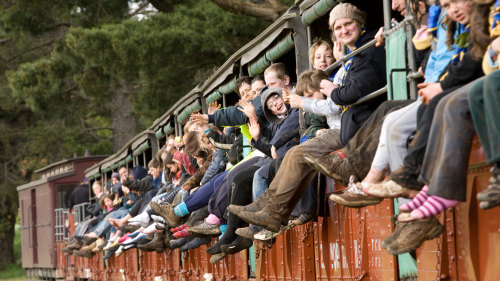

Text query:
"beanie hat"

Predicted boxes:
[[132, 165, 148, 180], [261, 87, 285, 125], [329, 3, 367, 28], [111, 172, 120, 180]]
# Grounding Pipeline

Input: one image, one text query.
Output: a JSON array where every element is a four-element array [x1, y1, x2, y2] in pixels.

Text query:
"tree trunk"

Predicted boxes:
[[110, 82, 137, 151]]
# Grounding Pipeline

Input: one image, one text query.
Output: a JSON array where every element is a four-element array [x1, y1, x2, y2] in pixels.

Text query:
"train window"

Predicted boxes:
[[56, 184, 77, 209]]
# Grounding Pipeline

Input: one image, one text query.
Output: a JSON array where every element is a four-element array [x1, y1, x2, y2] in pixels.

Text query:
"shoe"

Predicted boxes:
[[227, 204, 260, 216], [150, 202, 183, 227], [103, 245, 119, 260], [61, 246, 74, 254], [74, 249, 93, 258], [306, 152, 358, 185], [143, 223, 163, 234], [115, 246, 124, 257], [120, 224, 141, 233], [389, 166, 425, 191], [151, 215, 166, 225], [81, 242, 96, 252], [188, 221, 221, 237], [235, 226, 261, 240], [128, 211, 151, 226], [92, 238, 105, 253], [104, 239, 120, 250], [363, 179, 417, 198], [385, 216, 444, 255], [123, 233, 147, 246], [210, 252, 227, 264], [138, 233, 164, 253], [329, 176, 383, 207], [179, 237, 211, 252], [66, 239, 82, 250], [169, 237, 192, 249], [253, 227, 285, 241], [396, 212, 415, 223], [220, 236, 253, 254], [381, 220, 407, 250], [477, 166, 500, 209], [118, 233, 131, 244], [235, 210, 283, 233], [289, 213, 313, 226]]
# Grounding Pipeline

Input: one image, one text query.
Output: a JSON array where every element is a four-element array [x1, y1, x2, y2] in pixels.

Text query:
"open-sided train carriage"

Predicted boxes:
[[18, 0, 498, 280]]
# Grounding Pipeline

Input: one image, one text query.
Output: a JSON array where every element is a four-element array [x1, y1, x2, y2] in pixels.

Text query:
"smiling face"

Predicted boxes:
[[266, 94, 287, 115], [239, 82, 254, 102], [313, 44, 334, 70], [264, 71, 289, 89], [251, 80, 266, 97], [333, 18, 363, 49], [392, 0, 406, 17], [441, 0, 471, 25]]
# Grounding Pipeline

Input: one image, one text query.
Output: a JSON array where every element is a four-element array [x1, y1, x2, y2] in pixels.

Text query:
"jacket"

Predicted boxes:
[[208, 95, 265, 127], [302, 98, 342, 130], [329, 30, 387, 145]]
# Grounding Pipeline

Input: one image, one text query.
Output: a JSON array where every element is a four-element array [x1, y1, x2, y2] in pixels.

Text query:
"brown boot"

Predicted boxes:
[[149, 202, 183, 227], [235, 210, 282, 233], [227, 190, 270, 215], [385, 216, 444, 255], [305, 152, 358, 185], [138, 232, 165, 253]]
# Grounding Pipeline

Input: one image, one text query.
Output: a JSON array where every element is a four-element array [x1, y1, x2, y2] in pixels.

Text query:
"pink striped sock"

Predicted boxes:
[[205, 214, 221, 225], [410, 195, 459, 219], [399, 185, 429, 212]]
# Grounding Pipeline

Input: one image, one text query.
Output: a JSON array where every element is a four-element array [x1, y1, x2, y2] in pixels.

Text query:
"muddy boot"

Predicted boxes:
[[149, 202, 183, 227], [138, 232, 165, 253], [227, 189, 271, 215], [305, 152, 357, 185], [385, 216, 444, 255]]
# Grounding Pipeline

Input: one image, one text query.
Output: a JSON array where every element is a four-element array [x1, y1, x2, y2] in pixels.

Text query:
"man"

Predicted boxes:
[[235, 76, 254, 101], [227, 3, 387, 233]]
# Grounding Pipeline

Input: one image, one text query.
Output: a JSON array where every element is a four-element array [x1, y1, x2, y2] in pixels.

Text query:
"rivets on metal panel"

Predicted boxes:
[[440, 274, 449, 279]]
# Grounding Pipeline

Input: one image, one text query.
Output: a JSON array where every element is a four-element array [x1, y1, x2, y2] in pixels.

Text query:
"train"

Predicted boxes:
[[17, 0, 498, 280]]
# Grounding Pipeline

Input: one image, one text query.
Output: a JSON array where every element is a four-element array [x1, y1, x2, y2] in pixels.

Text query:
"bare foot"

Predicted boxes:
[[84, 232, 99, 239]]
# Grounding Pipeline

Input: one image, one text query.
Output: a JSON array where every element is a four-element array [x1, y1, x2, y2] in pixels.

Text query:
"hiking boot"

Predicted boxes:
[[363, 180, 418, 199], [210, 252, 227, 264], [235, 226, 261, 240], [81, 242, 96, 252], [385, 216, 444, 255], [74, 248, 93, 258], [179, 237, 211, 252], [92, 238, 105, 253], [103, 245, 119, 260], [138, 233, 164, 253], [329, 176, 383, 207], [188, 221, 221, 237], [235, 210, 283, 233], [220, 236, 253, 254], [477, 166, 500, 209], [150, 202, 183, 227], [253, 227, 285, 241], [305, 152, 358, 185], [227, 191, 270, 215], [381, 220, 408, 250], [61, 246, 74, 254]]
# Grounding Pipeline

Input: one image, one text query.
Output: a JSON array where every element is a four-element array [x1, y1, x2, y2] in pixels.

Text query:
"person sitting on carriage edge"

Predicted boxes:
[[227, 3, 387, 233]]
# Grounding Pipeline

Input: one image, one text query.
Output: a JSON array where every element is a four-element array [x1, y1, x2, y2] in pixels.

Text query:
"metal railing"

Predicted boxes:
[[54, 208, 69, 242], [73, 202, 90, 224]]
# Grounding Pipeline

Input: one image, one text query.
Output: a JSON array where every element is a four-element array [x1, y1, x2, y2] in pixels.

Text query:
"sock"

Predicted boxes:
[[410, 195, 459, 219], [219, 224, 228, 237], [171, 224, 188, 233], [400, 185, 429, 212], [174, 202, 190, 217], [173, 229, 190, 238], [205, 214, 221, 225]]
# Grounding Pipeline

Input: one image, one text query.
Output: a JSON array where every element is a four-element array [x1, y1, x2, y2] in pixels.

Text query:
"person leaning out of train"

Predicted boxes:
[[227, 3, 387, 234]]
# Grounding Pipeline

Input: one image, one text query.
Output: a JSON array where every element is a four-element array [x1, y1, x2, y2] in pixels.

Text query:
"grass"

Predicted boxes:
[[0, 223, 26, 281]]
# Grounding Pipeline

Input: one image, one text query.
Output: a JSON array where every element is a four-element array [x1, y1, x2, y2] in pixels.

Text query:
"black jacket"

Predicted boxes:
[[330, 30, 387, 145], [123, 174, 154, 193], [208, 95, 265, 127], [67, 184, 90, 211]]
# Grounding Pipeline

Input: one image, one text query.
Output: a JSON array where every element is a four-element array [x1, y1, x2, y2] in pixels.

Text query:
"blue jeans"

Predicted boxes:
[[252, 166, 268, 201], [93, 208, 129, 236]]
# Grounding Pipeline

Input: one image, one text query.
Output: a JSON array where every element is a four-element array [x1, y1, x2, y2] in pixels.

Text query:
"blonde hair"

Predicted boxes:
[[309, 38, 333, 66]]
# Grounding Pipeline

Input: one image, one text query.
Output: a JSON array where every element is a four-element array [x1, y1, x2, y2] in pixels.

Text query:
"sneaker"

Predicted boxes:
[[210, 252, 227, 264], [253, 227, 285, 241], [188, 221, 221, 237], [169, 237, 192, 249], [363, 179, 418, 198], [477, 166, 500, 209], [235, 226, 261, 240], [149, 202, 183, 227], [179, 237, 211, 252], [329, 176, 383, 207], [120, 224, 141, 233], [305, 152, 358, 185], [385, 216, 444, 255], [220, 236, 253, 254], [234, 210, 283, 233]]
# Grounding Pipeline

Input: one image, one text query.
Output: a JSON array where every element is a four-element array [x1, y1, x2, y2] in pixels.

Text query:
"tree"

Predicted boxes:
[[0, 0, 276, 270]]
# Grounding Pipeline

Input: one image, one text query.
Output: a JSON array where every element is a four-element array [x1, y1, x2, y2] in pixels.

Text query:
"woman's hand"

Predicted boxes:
[[208, 102, 221, 115], [237, 99, 258, 120]]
